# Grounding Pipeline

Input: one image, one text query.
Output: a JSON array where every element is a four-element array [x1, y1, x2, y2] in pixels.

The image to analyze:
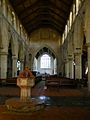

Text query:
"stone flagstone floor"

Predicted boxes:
[[0, 81, 90, 120]]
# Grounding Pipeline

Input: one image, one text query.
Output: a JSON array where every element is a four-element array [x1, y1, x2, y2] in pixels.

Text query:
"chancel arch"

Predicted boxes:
[[34, 47, 57, 75]]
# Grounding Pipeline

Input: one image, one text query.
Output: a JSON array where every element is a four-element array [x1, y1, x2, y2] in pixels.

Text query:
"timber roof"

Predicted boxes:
[[9, 0, 73, 35]]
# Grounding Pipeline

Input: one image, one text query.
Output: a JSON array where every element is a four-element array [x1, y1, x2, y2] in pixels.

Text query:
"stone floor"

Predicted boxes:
[[0, 81, 90, 120]]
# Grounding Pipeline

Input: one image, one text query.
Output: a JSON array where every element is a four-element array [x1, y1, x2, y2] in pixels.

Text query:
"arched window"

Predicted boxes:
[[17, 60, 21, 70], [40, 54, 51, 68]]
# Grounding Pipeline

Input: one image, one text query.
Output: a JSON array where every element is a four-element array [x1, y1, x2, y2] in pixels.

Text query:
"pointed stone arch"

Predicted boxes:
[[32, 46, 57, 74], [1, 19, 9, 53], [8, 30, 19, 57], [35, 45, 57, 59]]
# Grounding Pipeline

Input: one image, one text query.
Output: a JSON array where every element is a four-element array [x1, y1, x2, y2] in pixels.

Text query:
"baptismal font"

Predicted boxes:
[[5, 66, 45, 112]]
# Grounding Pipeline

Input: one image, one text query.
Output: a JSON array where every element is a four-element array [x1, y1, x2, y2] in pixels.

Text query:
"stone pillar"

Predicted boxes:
[[20, 59, 24, 71], [0, 52, 8, 82], [0, 50, 1, 78], [87, 43, 90, 92], [33, 58, 37, 71], [69, 58, 74, 79], [25, 50, 29, 67], [54, 58, 57, 74], [2, 0, 7, 17], [65, 60, 69, 78], [12, 56, 17, 77], [85, 0, 90, 93], [74, 53, 82, 80], [51, 57, 54, 74], [7, 5, 12, 23]]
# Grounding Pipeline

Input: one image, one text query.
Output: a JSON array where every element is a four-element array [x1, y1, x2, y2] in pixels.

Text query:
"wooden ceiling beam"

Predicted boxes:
[[50, 0, 70, 10], [18, 0, 69, 17], [22, 15, 65, 26], [22, 14, 65, 28], [27, 20, 64, 30], [9, 0, 73, 34], [50, 0, 70, 14], [16, 1, 46, 16], [25, 19, 63, 34], [59, 0, 73, 6], [28, 25, 63, 35], [9, 0, 23, 6], [20, 7, 67, 22]]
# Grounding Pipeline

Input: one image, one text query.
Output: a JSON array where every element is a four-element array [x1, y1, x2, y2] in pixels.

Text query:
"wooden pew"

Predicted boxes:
[[0, 77, 17, 85], [45, 76, 77, 88], [45, 76, 60, 88], [60, 78, 76, 87], [6, 77, 17, 85]]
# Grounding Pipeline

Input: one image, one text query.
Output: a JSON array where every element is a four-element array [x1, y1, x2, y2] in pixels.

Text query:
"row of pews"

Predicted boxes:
[[0, 75, 87, 87], [0, 77, 17, 85], [0, 76, 42, 86], [45, 75, 78, 88]]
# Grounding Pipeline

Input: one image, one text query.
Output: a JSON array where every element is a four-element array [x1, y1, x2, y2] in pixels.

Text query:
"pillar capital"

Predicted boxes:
[[86, 43, 90, 47], [68, 58, 73, 61], [63, 58, 66, 62], [74, 48, 82, 55], [68, 55, 73, 61], [0, 52, 8, 55], [0, 10, 2, 17], [0, 46, 3, 49], [12, 55, 18, 59], [74, 52, 82, 56], [20, 59, 24, 63]]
